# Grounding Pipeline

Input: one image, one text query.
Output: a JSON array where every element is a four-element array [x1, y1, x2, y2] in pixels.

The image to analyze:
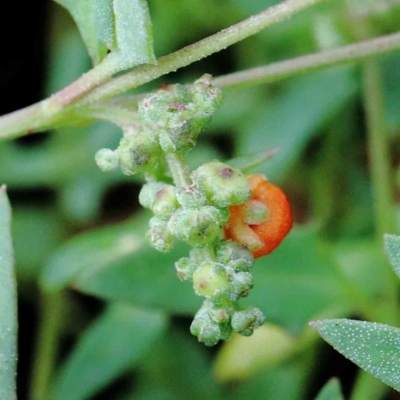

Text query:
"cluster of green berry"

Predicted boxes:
[[95, 75, 265, 346]]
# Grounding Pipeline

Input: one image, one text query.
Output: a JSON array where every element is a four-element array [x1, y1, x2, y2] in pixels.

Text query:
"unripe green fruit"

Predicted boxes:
[[117, 132, 161, 176], [192, 161, 251, 207], [229, 272, 254, 300], [146, 225, 173, 253], [175, 257, 198, 281], [168, 206, 224, 246], [152, 185, 179, 220], [95, 148, 119, 172], [216, 240, 254, 272], [192, 262, 229, 299], [176, 185, 206, 208], [231, 307, 265, 336], [139, 182, 165, 209]]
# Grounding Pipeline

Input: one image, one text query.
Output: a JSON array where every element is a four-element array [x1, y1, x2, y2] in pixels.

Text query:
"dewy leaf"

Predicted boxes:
[[94, 0, 116, 50], [311, 319, 400, 392], [110, 0, 156, 68], [384, 234, 400, 278], [0, 186, 17, 400], [315, 379, 344, 400], [227, 148, 279, 173], [52, 304, 167, 400], [54, 0, 107, 65]]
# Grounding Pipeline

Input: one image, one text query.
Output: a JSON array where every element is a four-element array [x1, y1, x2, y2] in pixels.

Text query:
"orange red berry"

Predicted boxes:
[[224, 174, 293, 258]]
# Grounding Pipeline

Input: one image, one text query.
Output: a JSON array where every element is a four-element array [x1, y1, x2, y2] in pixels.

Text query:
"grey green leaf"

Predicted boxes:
[[0, 186, 17, 400], [311, 319, 400, 392]]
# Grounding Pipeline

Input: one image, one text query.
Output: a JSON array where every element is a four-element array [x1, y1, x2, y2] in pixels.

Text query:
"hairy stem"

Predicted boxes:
[[79, 0, 327, 105], [214, 31, 400, 88], [30, 292, 66, 400], [166, 153, 192, 187]]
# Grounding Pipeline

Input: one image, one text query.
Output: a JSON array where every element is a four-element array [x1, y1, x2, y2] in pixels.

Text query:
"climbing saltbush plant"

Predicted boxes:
[[1, 0, 400, 399]]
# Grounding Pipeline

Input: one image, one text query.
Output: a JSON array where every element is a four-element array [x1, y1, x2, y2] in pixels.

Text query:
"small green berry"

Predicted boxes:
[[95, 149, 119, 172], [152, 185, 179, 220], [192, 161, 251, 207], [117, 132, 161, 176], [139, 181, 166, 209], [231, 307, 265, 336], [168, 206, 224, 246], [192, 262, 229, 299], [175, 257, 198, 281], [191, 302, 221, 346], [146, 225, 173, 253]]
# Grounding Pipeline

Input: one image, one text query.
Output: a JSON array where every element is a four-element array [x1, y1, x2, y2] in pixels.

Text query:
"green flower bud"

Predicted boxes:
[[148, 216, 167, 229], [152, 185, 179, 220], [176, 185, 206, 208], [231, 307, 265, 336], [191, 303, 221, 346], [241, 200, 269, 225], [139, 181, 166, 209], [192, 161, 251, 207], [191, 74, 223, 116], [192, 262, 229, 299], [138, 90, 175, 124], [229, 272, 254, 300], [158, 112, 202, 153], [95, 148, 119, 172], [168, 206, 224, 246], [216, 240, 254, 272], [117, 132, 161, 176], [146, 225, 173, 253], [175, 257, 198, 281]]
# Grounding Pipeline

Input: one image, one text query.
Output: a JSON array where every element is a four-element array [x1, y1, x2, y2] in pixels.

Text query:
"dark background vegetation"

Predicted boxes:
[[1, 0, 400, 399]]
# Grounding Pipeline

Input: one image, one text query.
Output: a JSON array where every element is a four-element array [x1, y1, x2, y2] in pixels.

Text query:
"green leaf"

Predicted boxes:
[[94, 0, 116, 50], [54, 0, 155, 68], [0, 186, 17, 400], [384, 234, 400, 278], [52, 304, 167, 400], [133, 327, 221, 400], [311, 319, 400, 392], [73, 241, 200, 314], [227, 148, 279, 173], [110, 0, 156, 69], [55, 0, 107, 65], [315, 379, 344, 400], [237, 67, 358, 182], [41, 214, 149, 292]]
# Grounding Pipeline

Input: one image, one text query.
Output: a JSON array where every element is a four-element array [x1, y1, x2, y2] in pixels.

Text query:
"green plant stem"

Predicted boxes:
[[350, 28, 398, 400], [213, 31, 400, 89], [166, 153, 192, 187], [30, 291, 66, 400], [79, 0, 327, 105], [2, 30, 400, 140]]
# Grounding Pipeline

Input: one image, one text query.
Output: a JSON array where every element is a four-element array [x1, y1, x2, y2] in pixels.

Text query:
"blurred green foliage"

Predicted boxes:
[[2, 0, 400, 399]]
